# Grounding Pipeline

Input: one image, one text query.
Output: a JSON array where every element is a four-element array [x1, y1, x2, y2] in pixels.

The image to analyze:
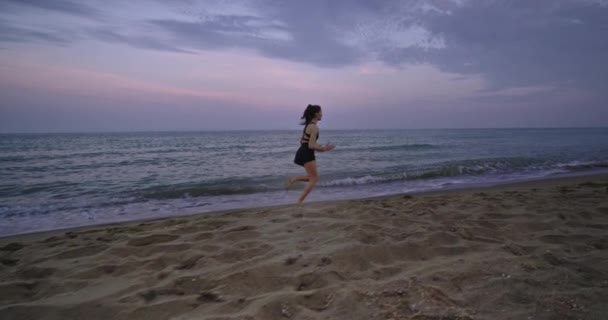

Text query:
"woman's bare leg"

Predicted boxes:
[[297, 161, 319, 204], [286, 175, 309, 188]]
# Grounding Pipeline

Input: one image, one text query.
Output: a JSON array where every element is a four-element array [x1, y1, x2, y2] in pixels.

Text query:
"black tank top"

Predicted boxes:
[[300, 123, 319, 144]]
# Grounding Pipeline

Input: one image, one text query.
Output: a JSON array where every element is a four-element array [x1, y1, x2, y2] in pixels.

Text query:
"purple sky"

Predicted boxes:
[[1, 0, 607, 132]]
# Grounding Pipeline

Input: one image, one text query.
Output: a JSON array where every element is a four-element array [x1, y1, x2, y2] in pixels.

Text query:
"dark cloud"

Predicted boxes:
[[3, 0, 100, 17], [0, 21, 72, 45], [383, 1, 608, 91], [0, 0, 99, 47], [146, 0, 608, 91], [150, 11, 361, 67], [1, 0, 607, 93]]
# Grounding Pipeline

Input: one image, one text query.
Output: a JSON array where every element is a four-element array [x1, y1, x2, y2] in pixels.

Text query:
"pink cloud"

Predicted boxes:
[[1, 62, 238, 102], [0, 47, 488, 113]]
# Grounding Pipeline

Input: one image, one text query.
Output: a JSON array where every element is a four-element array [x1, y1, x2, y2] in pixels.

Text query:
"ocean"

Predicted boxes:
[[1, 128, 607, 237]]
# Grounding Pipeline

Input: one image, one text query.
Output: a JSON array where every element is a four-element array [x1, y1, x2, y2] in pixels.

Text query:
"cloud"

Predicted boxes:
[[145, 0, 608, 93], [1, 0, 607, 94], [3, 0, 100, 18], [0, 21, 72, 44], [150, 17, 360, 67], [87, 28, 195, 54], [380, 0, 608, 91]]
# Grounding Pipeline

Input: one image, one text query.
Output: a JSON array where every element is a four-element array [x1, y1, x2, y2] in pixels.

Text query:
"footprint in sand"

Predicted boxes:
[[40, 236, 66, 247], [295, 289, 335, 312], [195, 219, 235, 231], [109, 243, 190, 258], [212, 243, 274, 263], [0, 281, 39, 304], [220, 225, 260, 241], [542, 252, 567, 266], [475, 219, 500, 230], [484, 212, 512, 219], [127, 234, 179, 247], [0, 242, 25, 252], [127, 300, 200, 320], [1, 258, 19, 266], [426, 231, 461, 246], [539, 234, 592, 245], [295, 273, 328, 292], [54, 244, 109, 259], [192, 232, 214, 241], [73, 263, 138, 279], [171, 275, 219, 295], [138, 288, 186, 303], [352, 229, 383, 245], [502, 243, 528, 256], [174, 255, 206, 270], [225, 225, 256, 232], [295, 271, 345, 292], [17, 267, 56, 279]]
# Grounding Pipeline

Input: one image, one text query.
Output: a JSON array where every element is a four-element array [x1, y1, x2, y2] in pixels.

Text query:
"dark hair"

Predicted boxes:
[[300, 104, 321, 125]]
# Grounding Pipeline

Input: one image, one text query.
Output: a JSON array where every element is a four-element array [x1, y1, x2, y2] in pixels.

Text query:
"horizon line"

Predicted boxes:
[[1, 126, 607, 135]]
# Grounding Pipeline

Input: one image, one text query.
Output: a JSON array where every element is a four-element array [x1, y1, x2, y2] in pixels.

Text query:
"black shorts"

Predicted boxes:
[[294, 144, 315, 166]]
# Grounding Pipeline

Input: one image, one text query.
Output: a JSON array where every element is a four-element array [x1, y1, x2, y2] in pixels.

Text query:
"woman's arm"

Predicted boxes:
[[307, 125, 334, 152]]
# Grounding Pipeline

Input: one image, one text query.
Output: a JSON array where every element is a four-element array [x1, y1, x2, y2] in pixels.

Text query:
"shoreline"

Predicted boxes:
[[3, 170, 608, 241], [1, 172, 607, 319]]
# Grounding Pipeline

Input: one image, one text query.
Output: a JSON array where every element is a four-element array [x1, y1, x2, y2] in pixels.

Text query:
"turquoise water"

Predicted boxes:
[[1, 128, 607, 236]]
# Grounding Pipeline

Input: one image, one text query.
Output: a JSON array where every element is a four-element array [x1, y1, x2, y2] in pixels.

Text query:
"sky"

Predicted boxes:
[[0, 0, 607, 132]]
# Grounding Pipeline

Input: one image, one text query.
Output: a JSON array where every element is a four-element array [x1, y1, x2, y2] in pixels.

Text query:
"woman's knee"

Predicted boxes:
[[309, 175, 319, 182]]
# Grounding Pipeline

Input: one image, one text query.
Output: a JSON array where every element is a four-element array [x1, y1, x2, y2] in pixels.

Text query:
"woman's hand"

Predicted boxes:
[[323, 143, 336, 151]]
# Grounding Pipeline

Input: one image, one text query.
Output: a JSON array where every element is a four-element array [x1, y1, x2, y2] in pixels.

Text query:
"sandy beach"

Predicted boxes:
[[1, 174, 607, 320]]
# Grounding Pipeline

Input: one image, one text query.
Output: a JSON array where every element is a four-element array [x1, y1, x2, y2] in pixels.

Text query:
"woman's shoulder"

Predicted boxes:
[[306, 123, 319, 131]]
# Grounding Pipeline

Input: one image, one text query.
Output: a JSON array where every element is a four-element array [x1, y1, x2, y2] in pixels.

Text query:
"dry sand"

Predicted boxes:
[[1, 174, 607, 320]]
